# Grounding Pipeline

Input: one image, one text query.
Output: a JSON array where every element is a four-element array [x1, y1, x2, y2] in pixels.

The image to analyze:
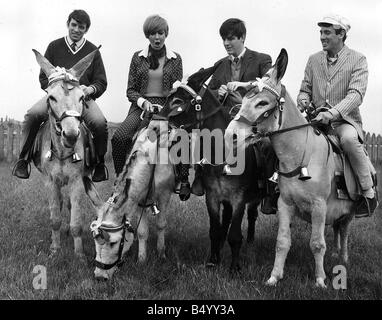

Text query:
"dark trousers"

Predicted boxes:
[[111, 97, 166, 176], [19, 96, 108, 161]]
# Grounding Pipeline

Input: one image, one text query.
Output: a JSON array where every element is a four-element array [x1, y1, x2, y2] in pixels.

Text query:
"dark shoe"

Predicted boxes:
[[191, 175, 204, 196], [260, 195, 278, 215], [12, 159, 31, 179], [355, 196, 379, 218], [179, 182, 191, 201], [92, 163, 109, 182]]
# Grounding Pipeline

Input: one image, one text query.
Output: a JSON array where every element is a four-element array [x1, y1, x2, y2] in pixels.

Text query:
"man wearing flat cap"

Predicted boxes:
[[297, 14, 378, 217]]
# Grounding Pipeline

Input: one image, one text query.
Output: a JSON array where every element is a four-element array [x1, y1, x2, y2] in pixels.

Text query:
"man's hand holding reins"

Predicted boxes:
[[227, 81, 251, 92], [80, 85, 95, 98]]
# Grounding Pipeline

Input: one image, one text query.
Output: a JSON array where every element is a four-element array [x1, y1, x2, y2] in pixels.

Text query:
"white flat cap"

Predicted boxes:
[[318, 14, 351, 33]]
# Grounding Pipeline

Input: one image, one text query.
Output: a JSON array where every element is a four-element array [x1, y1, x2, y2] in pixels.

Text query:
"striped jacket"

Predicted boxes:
[[126, 46, 183, 111], [297, 45, 368, 139]]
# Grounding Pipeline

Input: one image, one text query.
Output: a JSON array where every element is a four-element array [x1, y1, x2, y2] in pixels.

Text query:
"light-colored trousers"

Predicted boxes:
[[332, 122, 373, 191]]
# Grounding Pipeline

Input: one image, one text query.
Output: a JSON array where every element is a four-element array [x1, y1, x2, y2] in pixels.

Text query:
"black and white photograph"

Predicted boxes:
[[0, 0, 381, 306]]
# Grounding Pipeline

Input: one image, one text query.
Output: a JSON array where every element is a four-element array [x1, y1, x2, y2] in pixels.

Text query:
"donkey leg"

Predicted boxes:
[[339, 215, 352, 264], [47, 181, 62, 253], [205, 193, 222, 267], [137, 211, 149, 264], [69, 180, 85, 257], [266, 200, 294, 286], [156, 193, 170, 260], [221, 201, 232, 249], [331, 220, 341, 260], [310, 203, 327, 288], [227, 202, 246, 273], [246, 201, 259, 243]]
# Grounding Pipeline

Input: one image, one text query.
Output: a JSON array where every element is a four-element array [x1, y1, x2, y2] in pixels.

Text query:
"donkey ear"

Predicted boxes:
[[68, 46, 101, 80], [273, 48, 288, 83], [32, 49, 55, 78], [83, 176, 104, 209]]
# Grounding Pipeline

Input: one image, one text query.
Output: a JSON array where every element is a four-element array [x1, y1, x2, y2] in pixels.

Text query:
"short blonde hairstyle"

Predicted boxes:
[[143, 15, 169, 38]]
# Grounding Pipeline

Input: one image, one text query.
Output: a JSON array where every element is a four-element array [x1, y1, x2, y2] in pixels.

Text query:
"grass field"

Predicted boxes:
[[0, 161, 381, 300]]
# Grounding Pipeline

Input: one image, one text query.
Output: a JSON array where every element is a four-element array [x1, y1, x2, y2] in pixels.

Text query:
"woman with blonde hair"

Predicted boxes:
[[111, 15, 190, 199]]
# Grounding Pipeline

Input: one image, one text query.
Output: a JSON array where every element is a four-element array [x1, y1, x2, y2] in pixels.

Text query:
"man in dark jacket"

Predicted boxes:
[[12, 9, 108, 182], [191, 18, 277, 214]]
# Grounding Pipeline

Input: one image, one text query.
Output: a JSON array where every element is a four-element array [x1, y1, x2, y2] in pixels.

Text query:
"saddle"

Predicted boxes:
[[320, 129, 377, 201], [32, 121, 97, 169]]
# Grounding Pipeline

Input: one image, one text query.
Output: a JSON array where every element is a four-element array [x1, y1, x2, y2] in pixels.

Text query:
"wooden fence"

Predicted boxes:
[[1, 118, 381, 166]]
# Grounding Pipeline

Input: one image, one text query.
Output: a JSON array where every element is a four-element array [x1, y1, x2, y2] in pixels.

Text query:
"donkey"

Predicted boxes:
[[84, 126, 175, 280], [152, 65, 266, 272], [31, 49, 99, 257], [225, 49, 377, 287]]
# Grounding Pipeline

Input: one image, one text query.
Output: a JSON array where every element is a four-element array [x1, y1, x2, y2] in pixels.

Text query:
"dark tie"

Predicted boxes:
[[233, 57, 239, 64], [71, 42, 77, 52]]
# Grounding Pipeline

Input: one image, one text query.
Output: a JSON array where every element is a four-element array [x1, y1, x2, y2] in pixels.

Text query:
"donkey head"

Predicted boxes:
[[33, 49, 98, 148]]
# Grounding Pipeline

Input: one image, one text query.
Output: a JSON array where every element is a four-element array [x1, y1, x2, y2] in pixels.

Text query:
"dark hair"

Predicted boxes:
[[67, 10, 91, 30], [335, 27, 347, 42], [143, 15, 169, 38], [219, 18, 246, 40]]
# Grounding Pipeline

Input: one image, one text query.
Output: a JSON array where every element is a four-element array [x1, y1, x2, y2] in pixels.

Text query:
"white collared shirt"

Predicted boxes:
[[65, 36, 86, 54], [229, 47, 247, 62]]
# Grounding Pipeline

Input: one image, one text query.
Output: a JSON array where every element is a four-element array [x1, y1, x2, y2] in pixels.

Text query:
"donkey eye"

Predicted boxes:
[[171, 98, 184, 108], [258, 100, 268, 107], [49, 96, 57, 102]]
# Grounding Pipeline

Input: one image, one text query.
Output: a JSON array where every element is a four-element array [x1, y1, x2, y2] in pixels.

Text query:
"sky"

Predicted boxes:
[[0, 0, 381, 134]]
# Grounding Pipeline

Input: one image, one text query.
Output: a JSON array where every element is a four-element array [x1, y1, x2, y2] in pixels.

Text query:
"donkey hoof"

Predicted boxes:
[[315, 278, 327, 288], [265, 276, 278, 287]]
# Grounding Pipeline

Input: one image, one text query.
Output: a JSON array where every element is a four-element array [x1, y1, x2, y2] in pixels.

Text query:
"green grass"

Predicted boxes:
[[0, 161, 381, 300]]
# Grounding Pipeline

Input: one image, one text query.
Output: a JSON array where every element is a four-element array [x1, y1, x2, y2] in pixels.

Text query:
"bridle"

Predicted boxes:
[[90, 213, 135, 270], [47, 68, 84, 136], [163, 82, 224, 131], [234, 78, 320, 137]]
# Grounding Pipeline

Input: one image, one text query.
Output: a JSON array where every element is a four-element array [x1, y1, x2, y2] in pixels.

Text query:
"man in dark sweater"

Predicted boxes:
[[13, 9, 108, 182]]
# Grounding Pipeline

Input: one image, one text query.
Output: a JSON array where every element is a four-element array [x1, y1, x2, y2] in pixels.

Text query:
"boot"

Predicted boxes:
[[92, 156, 109, 182], [12, 159, 31, 179], [355, 195, 379, 218], [191, 164, 204, 196]]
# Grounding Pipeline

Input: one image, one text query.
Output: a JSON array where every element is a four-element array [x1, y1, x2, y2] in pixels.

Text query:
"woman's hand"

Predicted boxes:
[[143, 100, 155, 113]]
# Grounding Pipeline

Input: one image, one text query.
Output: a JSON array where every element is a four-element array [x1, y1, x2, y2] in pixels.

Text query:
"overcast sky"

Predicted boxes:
[[0, 0, 381, 134]]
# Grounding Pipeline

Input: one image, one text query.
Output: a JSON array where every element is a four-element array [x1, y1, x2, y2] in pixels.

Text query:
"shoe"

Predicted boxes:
[[179, 182, 191, 201], [355, 196, 379, 218], [260, 194, 278, 215], [12, 159, 31, 179], [92, 163, 109, 182], [191, 176, 204, 196]]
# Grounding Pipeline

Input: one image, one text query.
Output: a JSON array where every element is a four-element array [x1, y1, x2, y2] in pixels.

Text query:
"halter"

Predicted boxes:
[[233, 78, 319, 179], [234, 78, 320, 137], [166, 81, 224, 130], [90, 215, 135, 270]]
